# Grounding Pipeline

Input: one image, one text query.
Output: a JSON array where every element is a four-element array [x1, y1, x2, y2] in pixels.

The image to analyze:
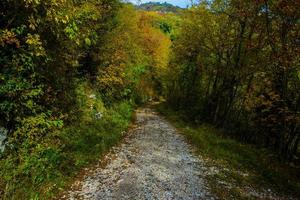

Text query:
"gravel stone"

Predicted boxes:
[[63, 108, 214, 200]]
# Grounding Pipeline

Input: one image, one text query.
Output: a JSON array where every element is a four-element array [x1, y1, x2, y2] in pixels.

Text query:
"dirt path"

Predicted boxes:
[[62, 108, 214, 200]]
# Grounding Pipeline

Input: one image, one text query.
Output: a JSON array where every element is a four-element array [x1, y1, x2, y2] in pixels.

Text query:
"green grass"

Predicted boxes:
[[0, 82, 135, 200], [155, 103, 300, 199]]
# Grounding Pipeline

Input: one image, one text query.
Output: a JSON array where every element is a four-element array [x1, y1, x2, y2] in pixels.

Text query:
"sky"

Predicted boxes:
[[128, 0, 191, 8]]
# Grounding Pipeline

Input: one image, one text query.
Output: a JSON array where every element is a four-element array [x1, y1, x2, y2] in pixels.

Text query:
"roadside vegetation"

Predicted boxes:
[[0, 1, 174, 199], [156, 103, 300, 199], [165, 1, 299, 162], [0, 0, 299, 199]]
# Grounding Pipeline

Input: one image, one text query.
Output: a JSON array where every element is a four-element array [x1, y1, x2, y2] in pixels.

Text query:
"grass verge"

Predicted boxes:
[[155, 103, 300, 200]]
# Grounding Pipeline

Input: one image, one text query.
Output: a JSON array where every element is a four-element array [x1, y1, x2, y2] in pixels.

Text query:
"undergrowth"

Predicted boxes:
[[155, 103, 300, 200], [0, 81, 135, 200]]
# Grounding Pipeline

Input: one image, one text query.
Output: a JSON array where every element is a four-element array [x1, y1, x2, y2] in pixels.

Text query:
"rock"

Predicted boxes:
[[0, 127, 8, 153], [89, 94, 97, 99], [95, 112, 103, 120]]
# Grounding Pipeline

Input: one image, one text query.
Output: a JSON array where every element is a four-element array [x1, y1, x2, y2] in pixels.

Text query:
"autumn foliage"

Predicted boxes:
[[0, 0, 299, 198], [166, 0, 300, 161], [0, 0, 172, 198]]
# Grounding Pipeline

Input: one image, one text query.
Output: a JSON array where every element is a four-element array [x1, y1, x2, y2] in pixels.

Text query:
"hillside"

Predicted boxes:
[[137, 2, 183, 13]]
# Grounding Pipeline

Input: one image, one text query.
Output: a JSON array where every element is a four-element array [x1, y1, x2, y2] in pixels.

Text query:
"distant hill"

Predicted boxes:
[[137, 2, 183, 13]]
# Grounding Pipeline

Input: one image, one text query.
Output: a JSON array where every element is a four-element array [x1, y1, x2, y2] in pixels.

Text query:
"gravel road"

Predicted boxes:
[[63, 108, 214, 200]]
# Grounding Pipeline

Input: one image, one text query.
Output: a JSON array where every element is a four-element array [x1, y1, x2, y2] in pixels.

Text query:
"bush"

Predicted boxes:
[[0, 81, 135, 199]]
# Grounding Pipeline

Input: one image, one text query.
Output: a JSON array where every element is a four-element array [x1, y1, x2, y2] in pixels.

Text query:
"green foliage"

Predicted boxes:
[[13, 113, 63, 143], [166, 0, 300, 161], [0, 0, 144, 199], [149, 12, 181, 40], [157, 104, 300, 199], [1, 0, 298, 199], [0, 82, 134, 199], [96, 5, 173, 103], [64, 22, 79, 40], [137, 2, 183, 13]]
